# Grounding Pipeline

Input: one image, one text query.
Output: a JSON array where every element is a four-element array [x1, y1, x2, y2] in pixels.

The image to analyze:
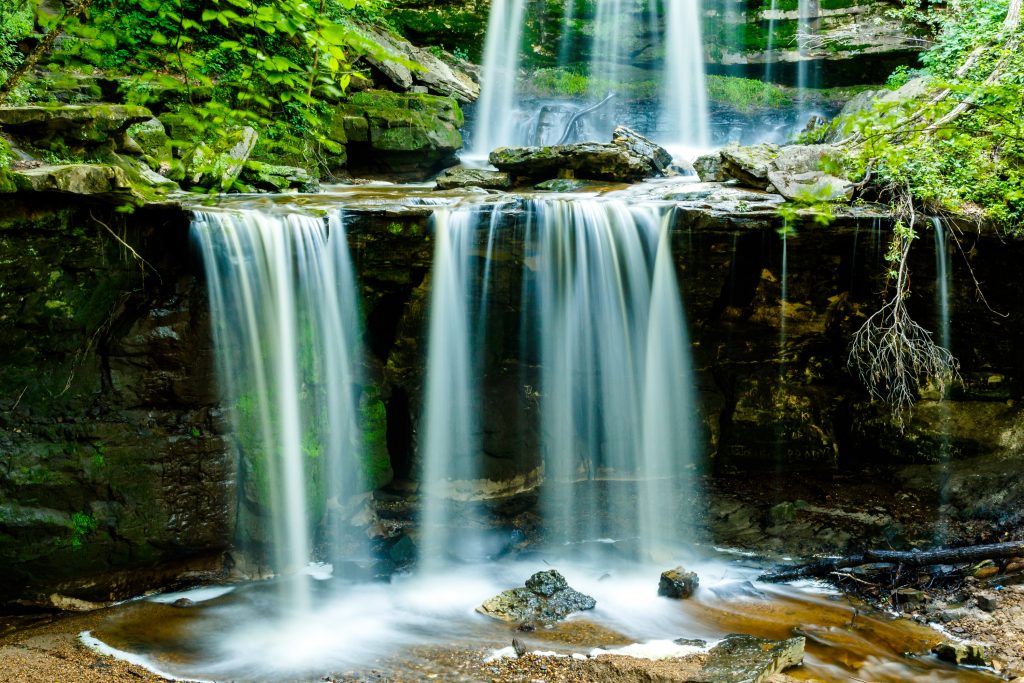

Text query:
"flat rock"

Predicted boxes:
[[478, 569, 596, 624], [9, 164, 134, 197], [491, 127, 670, 183], [435, 166, 511, 190]]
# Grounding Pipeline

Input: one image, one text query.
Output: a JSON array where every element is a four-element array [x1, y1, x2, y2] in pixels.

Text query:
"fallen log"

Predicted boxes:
[[759, 541, 1024, 583]]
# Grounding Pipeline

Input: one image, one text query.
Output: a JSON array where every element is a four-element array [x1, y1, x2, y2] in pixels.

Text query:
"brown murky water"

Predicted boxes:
[[85, 560, 1000, 683]]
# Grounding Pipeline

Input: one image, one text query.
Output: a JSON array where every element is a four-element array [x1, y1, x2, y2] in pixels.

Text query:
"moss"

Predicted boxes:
[[359, 386, 393, 490]]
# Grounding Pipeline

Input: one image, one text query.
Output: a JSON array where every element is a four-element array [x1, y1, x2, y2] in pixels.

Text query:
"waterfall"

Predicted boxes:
[[470, 0, 528, 159], [192, 208, 364, 611], [417, 205, 504, 571], [532, 198, 699, 560]]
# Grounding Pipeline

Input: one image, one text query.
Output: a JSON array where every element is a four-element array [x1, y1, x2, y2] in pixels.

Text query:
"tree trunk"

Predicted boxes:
[[759, 541, 1024, 583]]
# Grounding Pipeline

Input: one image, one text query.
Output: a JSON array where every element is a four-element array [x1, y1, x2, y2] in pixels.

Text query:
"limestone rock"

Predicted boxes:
[[0, 105, 153, 156], [10, 163, 134, 197], [478, 569, 596, 624], [435, 166, 511, 190], [659, 567, 699, 599]]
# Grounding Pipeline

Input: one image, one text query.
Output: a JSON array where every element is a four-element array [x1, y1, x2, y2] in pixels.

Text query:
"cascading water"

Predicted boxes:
[[531, 198, 699, 560], [192, 208, 365, 611], [932, 217, 953, 539]]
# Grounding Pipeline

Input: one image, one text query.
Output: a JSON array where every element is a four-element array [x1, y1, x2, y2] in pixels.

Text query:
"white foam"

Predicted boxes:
[[148, 586, 235, 605], [79, 631, 216, 683], [303, 562, 334, 581], [589, 639, 710, 660]]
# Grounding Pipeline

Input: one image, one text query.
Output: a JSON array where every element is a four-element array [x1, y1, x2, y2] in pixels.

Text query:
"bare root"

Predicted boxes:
[[848, 297, 959, 415]]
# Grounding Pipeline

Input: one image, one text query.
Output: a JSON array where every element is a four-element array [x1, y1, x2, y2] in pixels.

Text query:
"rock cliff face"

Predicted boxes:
[[0, 198, 231, 610], [705, 0, 923, 86], [1, 191, 1022, 607]]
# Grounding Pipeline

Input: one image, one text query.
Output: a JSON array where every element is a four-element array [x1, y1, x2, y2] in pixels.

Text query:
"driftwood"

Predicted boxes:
[[759, 541, 1024, 583]]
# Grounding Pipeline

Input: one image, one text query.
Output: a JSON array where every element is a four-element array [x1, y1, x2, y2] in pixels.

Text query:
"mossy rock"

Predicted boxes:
[[333, 90, 463, 178]]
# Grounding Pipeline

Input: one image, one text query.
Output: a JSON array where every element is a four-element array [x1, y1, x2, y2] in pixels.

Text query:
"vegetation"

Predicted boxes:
[[826, 0, 1022, 414], [0, 0, 394, 176]]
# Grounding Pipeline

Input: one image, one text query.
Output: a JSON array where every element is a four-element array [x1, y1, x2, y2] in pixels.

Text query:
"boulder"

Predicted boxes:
[[490, 127, 671, 183], [611, 125, 673, 175], [767, 170, 853, 202], [435, 166, 511, 191], [333, 91, 463, 179], [658, 566, 699, 599], [9, 163, 135, 197], [477, 569, 596, 624], [239, 160, 319, 193], [719, 142, 853, 201], [698, 634, 806, 682], [184, 126, 258, 191], [358, 26, 479, 103]]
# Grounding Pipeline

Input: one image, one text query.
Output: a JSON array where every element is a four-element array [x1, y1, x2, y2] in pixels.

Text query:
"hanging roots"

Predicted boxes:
[[848, 297, 959, 417]]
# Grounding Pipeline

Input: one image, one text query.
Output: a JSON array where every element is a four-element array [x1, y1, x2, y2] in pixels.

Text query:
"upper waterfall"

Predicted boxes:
[[470, 0, 711, 158]]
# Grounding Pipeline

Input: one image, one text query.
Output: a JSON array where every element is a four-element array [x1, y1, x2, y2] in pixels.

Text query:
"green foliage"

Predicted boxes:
[[840, 0, 1024, 233], [706, 75, 794, 113], [70, 511, 97, 549], [0, 0, 34, 102]]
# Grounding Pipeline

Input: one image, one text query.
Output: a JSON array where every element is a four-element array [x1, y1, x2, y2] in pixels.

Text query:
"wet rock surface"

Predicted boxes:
[[659, 567, 699, 599], [478, 570, 596, 624]]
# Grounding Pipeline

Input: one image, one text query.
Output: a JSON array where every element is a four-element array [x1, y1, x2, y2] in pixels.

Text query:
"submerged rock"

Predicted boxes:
[[932, 642, 988, 667], [699, 634, 806, 682], [478, 569, 596, 624], [658, 567, 699, 599]]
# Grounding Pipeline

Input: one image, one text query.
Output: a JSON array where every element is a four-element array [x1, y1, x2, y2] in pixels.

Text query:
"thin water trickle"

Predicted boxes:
[[797, 0, 816, 116], [932, 216, 954, 541], [192, 208, 365, 612]]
